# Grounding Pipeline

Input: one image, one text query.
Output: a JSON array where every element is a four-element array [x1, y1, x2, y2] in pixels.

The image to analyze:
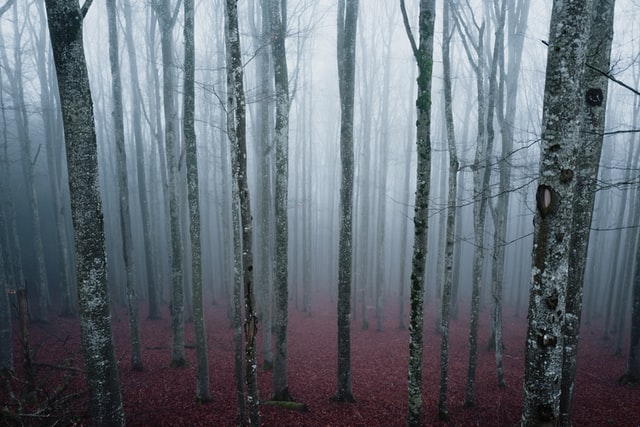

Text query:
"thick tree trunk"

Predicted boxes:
[[334, 0, 358, 403], [400, 0, 435, 425], [44, 1, 125, 424], [560, 1, 615, 423], [521, 0, 592, 425]]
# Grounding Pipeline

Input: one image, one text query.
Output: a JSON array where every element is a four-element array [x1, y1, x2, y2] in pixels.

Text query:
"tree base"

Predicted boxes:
[[170, 358, 188, 368], [331, 393, 356, 403], [619, 373, 639, 387]]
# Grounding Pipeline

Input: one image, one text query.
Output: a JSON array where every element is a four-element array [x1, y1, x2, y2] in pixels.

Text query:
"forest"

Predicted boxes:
[[0, 0, 639, 426]]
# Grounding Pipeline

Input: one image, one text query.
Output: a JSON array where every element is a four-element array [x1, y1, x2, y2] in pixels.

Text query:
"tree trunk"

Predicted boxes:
[[155, 0, 186, 368], [269, 0, 293, 402], [183, 0, 211, 401], [438, 0, 458, 419], [107, 0, 143, 372], [44, 1, 125, 424], [2, 3, 49, 322], [334, 0, 358, 403], [225, 0, 260, 423], [400, 0, 435, 425], [521, 0, 592, 425], [122, 0, 160, 321]]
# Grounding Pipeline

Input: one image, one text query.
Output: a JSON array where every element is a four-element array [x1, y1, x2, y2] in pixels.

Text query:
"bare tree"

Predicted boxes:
[[106, 0, 143, 372], [153, 0, 186, 368], [521, 0, 593, 424], [334, 0, 358, 404], [560, 1, 615, 424], [400, 0, 436, 425], [225, 0, 260, 423], [44, 0, 125, 424], [184, 0, 211, 402]]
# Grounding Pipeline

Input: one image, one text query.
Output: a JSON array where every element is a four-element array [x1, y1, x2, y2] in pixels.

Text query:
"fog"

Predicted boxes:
[[1, 0, 640, 424]]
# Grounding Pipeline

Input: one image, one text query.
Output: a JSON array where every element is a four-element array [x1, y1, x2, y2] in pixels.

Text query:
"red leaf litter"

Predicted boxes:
[[4, 296, 639, 426]]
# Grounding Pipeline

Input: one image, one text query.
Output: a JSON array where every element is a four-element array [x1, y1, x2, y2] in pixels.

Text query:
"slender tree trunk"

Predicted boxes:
[[2, 3, 49, 321], [438, 0, 458, 419], [183, 0, 211, 401], [107, 0, 143, 372], [225, 0, 260, 423], [122, 0, 160, 320], [0, 206, 11, 371], [269, 0, 293, 402], [400, 0, 435, 425], [44, 1, 125, 424], [521, 0, 592, 424], [155, 0, 186, 367], [334, 0, 358, 403]]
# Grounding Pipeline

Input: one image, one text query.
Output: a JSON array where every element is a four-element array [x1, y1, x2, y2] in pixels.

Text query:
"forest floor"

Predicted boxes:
[[2, 295, 639, 426]]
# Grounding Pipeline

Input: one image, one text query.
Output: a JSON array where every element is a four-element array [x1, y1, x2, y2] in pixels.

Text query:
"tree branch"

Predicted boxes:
[[80, 0, 94, 18], [399, 0, 418, 59], [0, 0, 14, 17]]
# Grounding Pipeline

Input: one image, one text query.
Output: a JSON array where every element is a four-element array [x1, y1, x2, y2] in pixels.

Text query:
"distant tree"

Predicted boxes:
[[225, 0, 260, 423], [122, 0, 161, 320], [334, 0, 358, 403], [106, 0, 143, 372], [184, 0, 211, 402], [44, 0, 125, 424], [0, 1, 50, 322], [153, 0, 186, 368], [521, 0, 593, 425], [560, 1, 615, 424], [489, 0, 530, 389], [32, 0, 75, 317], [400, 0, 436, 425]]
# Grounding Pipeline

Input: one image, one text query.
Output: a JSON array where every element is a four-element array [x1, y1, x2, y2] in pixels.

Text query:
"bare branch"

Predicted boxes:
[[399, 0, 418, 59], [80, 0, 94, 18], [0, 0, 14, 17]]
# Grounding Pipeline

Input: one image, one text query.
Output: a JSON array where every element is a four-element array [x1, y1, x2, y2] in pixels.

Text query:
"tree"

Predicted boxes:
[[437, 0, 458, 419], [334, 0, 358, 404], [560, 1, 615, 424], [153, 0, 186, 368], [106, 0, 143, 372], [267, 0, 298, 404], [624, 227, 640, 383], [225, 0, 260, 423], [0, 1, 50, 322], [44, 0, 125, 425], [184, 0, 211, 402], [521, 0, 593, 425], [122, 0, 161, 320], [489, 0, 530, 389], [400, 0, 436, 425]]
